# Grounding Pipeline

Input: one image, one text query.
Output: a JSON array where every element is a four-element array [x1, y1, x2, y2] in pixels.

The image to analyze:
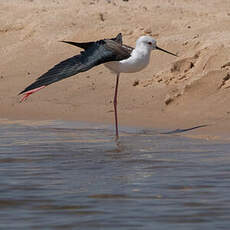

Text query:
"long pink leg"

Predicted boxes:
[[113, 73, 120, 140], [20, 86, 46, 103]]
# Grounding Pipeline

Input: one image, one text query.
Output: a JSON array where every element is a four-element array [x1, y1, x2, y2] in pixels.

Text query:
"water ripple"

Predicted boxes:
[[0, 120, 230, 229]]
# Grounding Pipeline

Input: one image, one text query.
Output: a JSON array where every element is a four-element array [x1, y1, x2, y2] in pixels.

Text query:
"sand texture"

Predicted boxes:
[[1, 0, 230, 139]]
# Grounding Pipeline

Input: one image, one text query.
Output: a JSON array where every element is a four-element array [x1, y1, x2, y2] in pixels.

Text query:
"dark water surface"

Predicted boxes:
[[0, 120, 230, 230]]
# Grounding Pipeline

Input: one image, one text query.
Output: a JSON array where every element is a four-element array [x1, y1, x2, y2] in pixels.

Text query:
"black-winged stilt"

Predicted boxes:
[[19, 33, 177, 140]]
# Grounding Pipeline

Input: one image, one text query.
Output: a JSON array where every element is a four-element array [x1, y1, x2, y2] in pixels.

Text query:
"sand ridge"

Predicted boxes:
[[1, 0, 230, 140]]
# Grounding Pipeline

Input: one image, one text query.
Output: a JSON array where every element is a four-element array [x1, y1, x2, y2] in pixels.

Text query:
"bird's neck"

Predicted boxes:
[[133, 45, 151, 63], [135, 44, 151, 57], [116, 45, 152, 73]]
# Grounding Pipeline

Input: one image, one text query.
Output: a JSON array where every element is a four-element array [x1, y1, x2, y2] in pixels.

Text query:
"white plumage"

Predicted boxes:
[[105, 36, 156, 74]]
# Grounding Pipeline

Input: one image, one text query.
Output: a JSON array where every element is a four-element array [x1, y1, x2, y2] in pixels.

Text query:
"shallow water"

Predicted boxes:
[[0, 120, 230, 230]]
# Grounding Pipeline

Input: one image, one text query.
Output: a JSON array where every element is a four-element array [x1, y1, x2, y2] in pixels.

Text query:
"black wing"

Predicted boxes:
[[19, 33, 130, 95], [60, 33, 123, 50]]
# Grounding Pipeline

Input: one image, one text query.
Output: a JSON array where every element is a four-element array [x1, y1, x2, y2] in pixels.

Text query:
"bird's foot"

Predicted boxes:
[[20, 86, 46, 103], [115, 135, 121, 148]]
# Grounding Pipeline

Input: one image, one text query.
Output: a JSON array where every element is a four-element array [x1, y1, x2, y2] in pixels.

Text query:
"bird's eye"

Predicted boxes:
[[148, 42, 152, 45]]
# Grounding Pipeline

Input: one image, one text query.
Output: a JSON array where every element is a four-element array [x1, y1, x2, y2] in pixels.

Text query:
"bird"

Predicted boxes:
[[19, 33, 177, 141]]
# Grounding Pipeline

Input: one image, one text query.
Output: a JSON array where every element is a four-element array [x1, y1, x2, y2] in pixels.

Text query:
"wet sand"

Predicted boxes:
[[1, 0, 230, 140]]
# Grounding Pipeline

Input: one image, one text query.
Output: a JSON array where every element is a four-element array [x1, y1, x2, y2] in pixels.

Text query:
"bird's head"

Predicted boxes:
[[136, 36, 177, 56]]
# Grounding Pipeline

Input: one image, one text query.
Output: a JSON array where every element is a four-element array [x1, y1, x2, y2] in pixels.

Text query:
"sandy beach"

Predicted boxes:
[[1, 0, 230, 140]]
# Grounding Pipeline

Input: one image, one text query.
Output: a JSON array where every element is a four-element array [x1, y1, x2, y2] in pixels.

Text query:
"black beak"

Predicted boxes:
[[156, 46, 178, 57]]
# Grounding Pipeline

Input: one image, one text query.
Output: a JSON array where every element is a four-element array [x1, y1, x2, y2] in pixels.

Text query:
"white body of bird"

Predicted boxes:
[[104, 36, 155, 74]]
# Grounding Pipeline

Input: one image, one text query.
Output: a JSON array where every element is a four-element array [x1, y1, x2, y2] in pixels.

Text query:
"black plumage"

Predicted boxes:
[[19, 33, 132, 95]]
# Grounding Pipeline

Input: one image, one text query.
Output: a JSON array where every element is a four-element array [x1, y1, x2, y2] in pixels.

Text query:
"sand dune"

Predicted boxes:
[[1, 0, 230, 139]]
